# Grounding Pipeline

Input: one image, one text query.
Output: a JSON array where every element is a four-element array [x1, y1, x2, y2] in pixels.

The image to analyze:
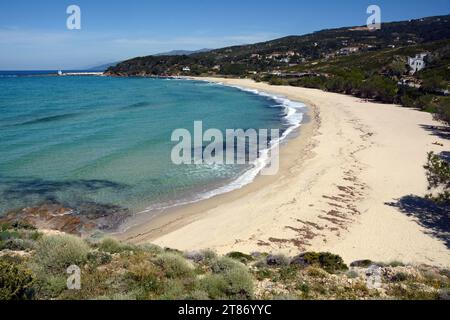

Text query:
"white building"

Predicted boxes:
[[337, 47, 359, 55], [182, 66, 191, 72], [408, 53, 427, 74]]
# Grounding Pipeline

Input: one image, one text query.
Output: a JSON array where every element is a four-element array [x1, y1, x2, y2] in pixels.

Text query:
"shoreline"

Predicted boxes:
[[117, 77, 450, 267], [122, 79, 308, 217], [115, 83, 318, 243]]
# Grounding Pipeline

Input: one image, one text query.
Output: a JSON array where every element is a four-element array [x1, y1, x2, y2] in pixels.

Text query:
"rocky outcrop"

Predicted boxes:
[[0, 202, 131, 236]]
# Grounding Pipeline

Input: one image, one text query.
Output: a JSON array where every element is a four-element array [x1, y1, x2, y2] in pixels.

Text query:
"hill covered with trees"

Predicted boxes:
[[106, 14, 450, 124]]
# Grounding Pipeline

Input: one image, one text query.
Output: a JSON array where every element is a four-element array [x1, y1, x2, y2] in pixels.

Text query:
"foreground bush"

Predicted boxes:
[[0, 259, 35, 300], [153, 253, 194, 279], [201, 268, 254, 300], [32, 234, 90, 274], [291, 252, 348, 273], [98, 237, 137, 254], [1, 222, 449, 300]]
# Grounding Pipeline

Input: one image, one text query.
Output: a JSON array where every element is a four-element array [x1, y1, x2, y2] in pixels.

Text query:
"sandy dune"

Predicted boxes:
[[119, 78, 450, 267]]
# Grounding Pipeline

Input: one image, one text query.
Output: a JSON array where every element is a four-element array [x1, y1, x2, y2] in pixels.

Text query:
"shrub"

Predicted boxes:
[[200, 274, 228, 299], [32, 234, 90, 274], [434, 96, 450, 125], [388, 261, 406, 267], [87, 250, 112, 267], [186, 290, 210, 300], [350, 260, 373, 268], [0, 259, 35, 300], [98, 238, 136, 254], [266, 254, 290, 267], [127, 262, 162, 295], [139, 243, 163, 255], [226, 252, 254, 264], [424, 152, 450, 204], [1, 238, 35, 251], [392, 272, 409, 282], [439, 288, 450, 300], [296, 282, 311, 296], [36, 274, 68, 298], [307, 267, 329, 278], [11, 220, 37, 230], [268, 77, 288, 86], [201, 249, 218, 261], [254, 268, 275, 281], [291, 252, 348, 273], [159, 279, 186, 300], [346, 270, 359, 279], [387, 283, 439, 300], [210, 257, 246, 274], [0, 230, 19, 241], [222, 268, 254, 299], [201, 268, 254, 300], [185, 249, 217, 263], [153, 253, 194, 279]]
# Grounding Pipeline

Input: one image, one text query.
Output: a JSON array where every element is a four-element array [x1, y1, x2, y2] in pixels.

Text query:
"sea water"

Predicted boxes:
[[0, 74, 305, 218]]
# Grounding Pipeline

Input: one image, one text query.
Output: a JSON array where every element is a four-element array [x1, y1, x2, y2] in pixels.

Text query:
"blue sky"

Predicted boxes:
[[0, 0, 449, 70]]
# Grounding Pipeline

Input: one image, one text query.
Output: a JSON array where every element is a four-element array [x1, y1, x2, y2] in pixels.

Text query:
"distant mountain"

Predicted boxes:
[[154, 48, 212, 56], [86, 49, 211, 71], [106, 14, 450, 125], [107, 14, 450, 77]]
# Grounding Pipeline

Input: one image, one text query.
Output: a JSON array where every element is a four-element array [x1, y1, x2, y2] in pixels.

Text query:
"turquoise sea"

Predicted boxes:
[[0, 74, 305, 222]]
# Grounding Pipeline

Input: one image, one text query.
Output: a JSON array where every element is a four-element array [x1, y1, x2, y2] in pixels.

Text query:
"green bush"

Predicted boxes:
[[0, 230, 20, 241], [350, 260, 373, 268], [98, 238, 136, 254], [226, 252, 254, 264], [388, 261, 406, 267], [392, 272, 409, 282], [1, 238, 35, 251], [11, 221, 37, 230], [0, 259, 35, 300], [139, 243, 163, 256], [434, 96, 450, 125], [424, 152, 450, 204], [210, 257, 246, 274], [159, 279, 186, 300], [185, 249, 217, 263], [291, 252, 348, 273], [153, 253, 194, 279], [87, 250, 112, 267], [32, 234, 90, 274], [201, 268, 254, 300], [126, 262, 162, 295], [266, 254, 290, 267]]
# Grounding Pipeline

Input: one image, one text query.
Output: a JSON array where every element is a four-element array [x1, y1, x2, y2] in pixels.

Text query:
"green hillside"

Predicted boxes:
[[106, 14, 450, 124]]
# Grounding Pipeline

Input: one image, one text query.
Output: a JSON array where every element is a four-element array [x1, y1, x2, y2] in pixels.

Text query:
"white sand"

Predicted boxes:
[[120, 78, 450, 267]]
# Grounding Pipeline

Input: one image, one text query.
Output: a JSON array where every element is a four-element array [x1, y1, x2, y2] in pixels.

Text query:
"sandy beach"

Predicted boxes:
[[118, 77, 450, 267]]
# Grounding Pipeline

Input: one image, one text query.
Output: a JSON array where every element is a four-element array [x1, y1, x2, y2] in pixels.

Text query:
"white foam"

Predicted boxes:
[[135, 79, 306, 218]]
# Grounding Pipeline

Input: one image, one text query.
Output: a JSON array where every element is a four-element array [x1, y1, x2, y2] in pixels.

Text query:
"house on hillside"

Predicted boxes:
[[337, 47, 359, 55], [182, 66, 191, 72], [408, 53, 427, 74]]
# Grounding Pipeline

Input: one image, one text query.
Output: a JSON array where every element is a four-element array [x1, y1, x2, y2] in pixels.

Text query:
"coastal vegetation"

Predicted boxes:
[[106, 14, 450, 125], [425, 152, 450, 204], [1, 223, 449, 300]]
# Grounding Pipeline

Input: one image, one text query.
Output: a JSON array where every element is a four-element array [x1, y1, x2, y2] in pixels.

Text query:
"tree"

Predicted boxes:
[[424, 152, 450, 204], [433, 97, 450, 126]]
